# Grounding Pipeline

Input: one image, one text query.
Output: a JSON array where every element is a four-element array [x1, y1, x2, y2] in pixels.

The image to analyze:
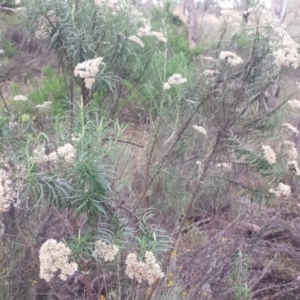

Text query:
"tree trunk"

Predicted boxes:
[[271, 0, 288, 23], [185, 0, 198, 48], [81, 84, 90, 107]]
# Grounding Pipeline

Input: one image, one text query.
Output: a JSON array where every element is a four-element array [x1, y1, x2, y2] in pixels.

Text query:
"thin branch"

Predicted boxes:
[[133, 94, 209, 210], [0, 85, 10, 116], [0, 5, 17, 13], [115, 139, 143, 148], [146, 130, 222, 300], [243, 94, 293, 129]]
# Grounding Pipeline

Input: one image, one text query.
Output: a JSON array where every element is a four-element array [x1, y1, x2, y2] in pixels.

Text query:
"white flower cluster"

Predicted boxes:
[[262, 145, 276, 165], [235, 7, 299, 69], [163, 74, 187, 90], [33, 143, 75, 164], [36, 101, 52, 110], [193, 125, 207, 136], [269, 182, 291, 197], [130, 8, 143, 18], [149, 31, 167, 43], [93, 240, 119, 262], [128, 36, 144, 48], [246, 7, 273, 27], [74, 57, 104, 90], [33, 145, 59, 164], [282, 123, 299, 136], [0, 169, 16, 212], [219, 51, 243, 66], [288, 160, 300, 176], [35, 16, 50, 40], [281, 141, 298, 160], [203, 56, 215, 62], [34, 146, 58, 163], [47, 151, 59, 163], [203, 69, 219, 77], [273, 26, 300, 69], [221, 9, 243, 27], [16, 7, 25, 13], [137, 27, 167, 43], [71, 133, 82, 142], [57, 143, 76, 163], [216, 162, 231, 169], [13, 95, 28, 102], [35, 12, 58, 40], [125, 251, 164, 285], [95, 0, 121, 14], [33, 145, 48, 164], [39, 239, 78, 282], [287, 99, 300, 110]]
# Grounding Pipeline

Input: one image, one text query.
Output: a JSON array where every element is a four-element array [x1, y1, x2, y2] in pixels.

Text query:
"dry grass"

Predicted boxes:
[[0, 22, 57, 103], [177, 204, 300, 299]]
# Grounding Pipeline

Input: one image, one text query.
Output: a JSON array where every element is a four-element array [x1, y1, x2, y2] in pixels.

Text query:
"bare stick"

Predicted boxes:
[[0, 5, 17, 13], [0, 86, 10, 116]]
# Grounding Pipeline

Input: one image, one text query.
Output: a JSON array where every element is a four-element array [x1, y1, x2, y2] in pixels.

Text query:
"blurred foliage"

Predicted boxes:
[[0, 112, 9, 137], [1, 2, 300, 299], [150, 2, 190, 57], [29, 65, 67, 115], [2, 41, 16, 59]]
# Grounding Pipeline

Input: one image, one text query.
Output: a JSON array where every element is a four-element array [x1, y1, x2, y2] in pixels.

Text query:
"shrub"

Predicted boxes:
[[29, 65, 67, 115]]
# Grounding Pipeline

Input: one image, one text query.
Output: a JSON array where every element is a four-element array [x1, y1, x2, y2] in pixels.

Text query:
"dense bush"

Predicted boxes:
[[1, 1, 300, 299]]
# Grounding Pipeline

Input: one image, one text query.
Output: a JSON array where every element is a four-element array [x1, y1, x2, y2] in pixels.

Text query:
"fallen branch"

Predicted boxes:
[[0, 4, 17, 13], [0, 85, 10, 116]]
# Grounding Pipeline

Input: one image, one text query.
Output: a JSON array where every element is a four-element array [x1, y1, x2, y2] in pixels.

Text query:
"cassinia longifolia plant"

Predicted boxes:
[[22, 0, 167, 118], [1, 100, 172, 299], [2, 2, 300, 299]]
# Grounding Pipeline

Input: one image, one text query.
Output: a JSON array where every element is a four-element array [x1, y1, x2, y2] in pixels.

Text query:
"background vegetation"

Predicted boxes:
[[1, 0, 300, 299]]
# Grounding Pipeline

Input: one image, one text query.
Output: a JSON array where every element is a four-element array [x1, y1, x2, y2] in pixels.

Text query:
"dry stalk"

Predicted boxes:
[[133, 95, 209, 210], [146, 130, 222, 300], [72, 216, 93, 300]]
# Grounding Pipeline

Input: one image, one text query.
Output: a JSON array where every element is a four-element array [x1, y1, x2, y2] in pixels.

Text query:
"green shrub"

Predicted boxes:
[[150, 2, 191, 57], [29, 65, 67, 115], [227, 250, 252, 300], [0, 112, 9, 137], [2, 40, 16, 58]]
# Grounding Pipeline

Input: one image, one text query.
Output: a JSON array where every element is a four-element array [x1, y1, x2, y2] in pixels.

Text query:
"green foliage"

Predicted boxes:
[[10, 81, 20, 95], [69, 157, 112, 220], [135, 50, 191, 116], [2, 2, 300, 299], [2, 0, 17, 8], [136, 213, 173, 255], [20, 172, 74, 208], [0, 48, 3, 65], [0, 11, 18, 31], [0, 112, 9, 137], [2, 40, 16, 58], [168, 30, 190, 55], [234, 30, 255, 49], [150, 2, 190, 56], [0, 20, 17, 59], [23, 0, 163, 108], [69, 229, 96, 260], [190, 40, 219, 56], [21, 113, 30, 123], [161, 1, 184, 27], [227, 250, 252, 300], [29, 65, 67, 115], [227, 134, 275, 174]]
